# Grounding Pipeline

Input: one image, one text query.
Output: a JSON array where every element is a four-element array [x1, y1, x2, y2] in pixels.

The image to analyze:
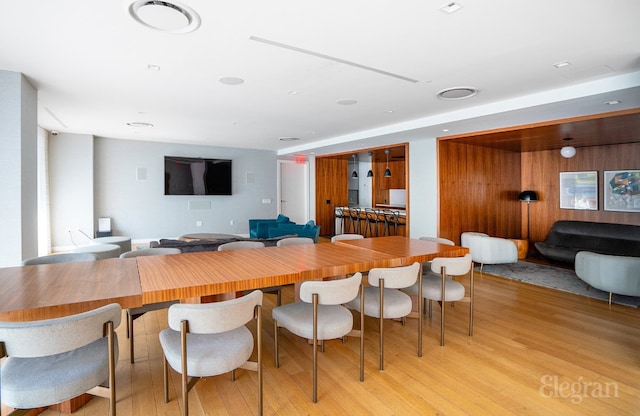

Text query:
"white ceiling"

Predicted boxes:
[[2, 0, 639, 156]]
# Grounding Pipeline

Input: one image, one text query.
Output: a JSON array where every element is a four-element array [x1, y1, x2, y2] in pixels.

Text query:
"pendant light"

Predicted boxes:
[[351, 154, 358, 178], [367, 151, 374, 177], [384, 149, 392, 177]]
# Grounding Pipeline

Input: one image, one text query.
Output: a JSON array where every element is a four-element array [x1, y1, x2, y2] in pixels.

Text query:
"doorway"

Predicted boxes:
[[278, 160, 309, 224]]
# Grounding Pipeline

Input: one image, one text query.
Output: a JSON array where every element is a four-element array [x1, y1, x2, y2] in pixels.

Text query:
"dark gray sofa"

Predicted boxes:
[[534, 220, 640, 264], [150, 235, 295, 253]]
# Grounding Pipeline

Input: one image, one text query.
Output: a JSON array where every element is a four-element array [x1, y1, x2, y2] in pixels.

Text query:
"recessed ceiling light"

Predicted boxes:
[[442, 128, 450, 132], [440, 2, 463, 14], [279, 137, 300, 142], [219, 77, 244, 85], [128, 0, 201, 34], [605, 100, 621, 105], [337, 99, 358, 105], [553, 60, 572, 68], [384, 110, 394, 114], [127, 121, 154, 128], [437, 87, 478, 100], [288, 90, 299, 95]]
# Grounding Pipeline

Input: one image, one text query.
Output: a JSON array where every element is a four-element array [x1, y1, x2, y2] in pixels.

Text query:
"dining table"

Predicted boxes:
[[0, 236, 469, 322], [0, 236, 469, 414]]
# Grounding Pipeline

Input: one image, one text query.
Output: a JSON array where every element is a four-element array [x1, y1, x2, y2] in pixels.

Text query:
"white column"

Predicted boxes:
[[0, 70, 38, 266]]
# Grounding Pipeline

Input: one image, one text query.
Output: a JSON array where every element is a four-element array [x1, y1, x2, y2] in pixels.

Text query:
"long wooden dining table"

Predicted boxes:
[[0, 236, 468, 322], [0, 236, 468, 414]]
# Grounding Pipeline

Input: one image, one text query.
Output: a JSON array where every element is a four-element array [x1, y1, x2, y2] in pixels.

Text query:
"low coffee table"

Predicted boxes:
[[179, 233, 240, 242]]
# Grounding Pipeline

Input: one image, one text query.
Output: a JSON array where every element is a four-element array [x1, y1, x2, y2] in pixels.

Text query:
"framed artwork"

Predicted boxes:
[[603, 170, 640, 212], [559, 171, 598, 210]]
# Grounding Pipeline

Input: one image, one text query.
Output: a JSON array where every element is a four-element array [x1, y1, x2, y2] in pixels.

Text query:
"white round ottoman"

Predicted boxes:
[[73, 243, 121, 260], [92, 236, 132, 254]]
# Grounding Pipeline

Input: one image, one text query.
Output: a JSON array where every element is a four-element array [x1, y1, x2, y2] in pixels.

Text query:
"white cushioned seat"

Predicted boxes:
[[2, 336, 117, 407], [272, 303, 353, 340], [0, 303, 121, 414], [407, 274, 466, 301], [346, 286, 413, 318], [160, 326, 253, 377]]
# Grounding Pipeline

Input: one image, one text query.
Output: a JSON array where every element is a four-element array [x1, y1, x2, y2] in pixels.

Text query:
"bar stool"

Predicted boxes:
[[335, 206, 346, 234], [383, 210, 400, 236], [347, 207, 361, 234], [364, 208, 382, 237]]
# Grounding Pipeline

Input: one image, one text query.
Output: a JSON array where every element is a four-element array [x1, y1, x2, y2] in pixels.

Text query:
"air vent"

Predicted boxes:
[[128, 0, 201, 33], [437, 87, 478, 100]]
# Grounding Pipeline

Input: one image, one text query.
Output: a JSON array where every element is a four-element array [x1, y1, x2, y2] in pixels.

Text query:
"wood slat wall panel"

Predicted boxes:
[[522, 142, 640, 246], [315, 157, 349, 236], [438, 141, 521, 244]]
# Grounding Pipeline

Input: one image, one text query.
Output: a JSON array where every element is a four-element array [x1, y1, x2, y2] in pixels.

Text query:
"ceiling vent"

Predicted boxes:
[[437, 87, 478, 100], [128, 0, 201, 33]]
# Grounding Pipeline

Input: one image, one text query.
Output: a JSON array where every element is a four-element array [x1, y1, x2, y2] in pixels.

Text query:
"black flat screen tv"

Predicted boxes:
[[164, 156, 232, 195]]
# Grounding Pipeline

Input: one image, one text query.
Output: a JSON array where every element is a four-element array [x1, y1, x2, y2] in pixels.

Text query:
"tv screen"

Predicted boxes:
[[164, 156, 232, 195]]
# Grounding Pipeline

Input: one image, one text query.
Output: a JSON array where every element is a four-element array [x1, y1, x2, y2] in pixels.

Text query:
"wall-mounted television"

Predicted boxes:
[[164, 156, 232, 195]]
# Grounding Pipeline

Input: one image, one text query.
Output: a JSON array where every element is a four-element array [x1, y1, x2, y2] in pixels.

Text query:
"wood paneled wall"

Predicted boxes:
[[438, 140, 640, 248], [315, 157, 349, 235], [521, 142, 640, 246], [438, 141, 522, 244]]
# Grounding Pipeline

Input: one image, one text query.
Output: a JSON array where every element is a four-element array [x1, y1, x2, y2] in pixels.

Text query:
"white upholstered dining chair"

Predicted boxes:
[[405, 253, 474, 346], [159, 290, 263, 416], [0, 303, 121, 416], [21, 252, 99, 265], [119, 247, 182, 363], [345, 262, 421, 370], [272, 273, 364, 403], [330, 233, 364, 242], [276, 237, 315, 246]]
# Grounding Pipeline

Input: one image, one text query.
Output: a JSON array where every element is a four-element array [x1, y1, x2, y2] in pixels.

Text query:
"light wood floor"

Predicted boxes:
[[18, 272, 640, 416]]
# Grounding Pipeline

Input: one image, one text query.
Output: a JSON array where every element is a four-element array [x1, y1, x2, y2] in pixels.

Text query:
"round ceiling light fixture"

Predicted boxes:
[[437, 87, 478, 100], [560, 137, 576, 158], [128, 0, 201, 33]]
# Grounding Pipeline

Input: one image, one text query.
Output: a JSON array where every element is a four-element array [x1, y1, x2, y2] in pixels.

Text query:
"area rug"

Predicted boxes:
[[480, 261, 640, 308]]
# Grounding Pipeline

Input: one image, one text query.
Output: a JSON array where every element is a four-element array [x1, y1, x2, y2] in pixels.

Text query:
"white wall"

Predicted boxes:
[[93, 138, 278, 243], [407, 137, 438, 238], [49, 133, 94, 251], [0, 71, 37, 267]]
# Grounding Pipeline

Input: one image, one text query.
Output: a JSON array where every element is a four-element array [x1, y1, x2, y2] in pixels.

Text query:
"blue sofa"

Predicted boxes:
[[249, 214, 293, 238], [267, 221, 321, 242]]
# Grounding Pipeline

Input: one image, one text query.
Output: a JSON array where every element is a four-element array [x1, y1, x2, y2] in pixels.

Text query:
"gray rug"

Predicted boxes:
[[480, 261, 640, 308]]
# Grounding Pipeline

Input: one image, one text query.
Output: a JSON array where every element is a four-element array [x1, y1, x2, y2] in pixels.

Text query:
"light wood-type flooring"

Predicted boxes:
[[7, 272, 640, 416]]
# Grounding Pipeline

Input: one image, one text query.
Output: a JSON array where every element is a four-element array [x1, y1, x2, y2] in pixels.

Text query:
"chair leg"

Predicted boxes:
[[312, 294, 319, 403], [163, 357, 170, 403], [439, 267, 446, 347], [359, 283, 365, 382], [273, 320, 280, 368], [180, 321, 189, 416], [107, 321, 116, 416], [379, 279, 385, 371], [469, 266, 474, 337], [129, 311, 135, 363]]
